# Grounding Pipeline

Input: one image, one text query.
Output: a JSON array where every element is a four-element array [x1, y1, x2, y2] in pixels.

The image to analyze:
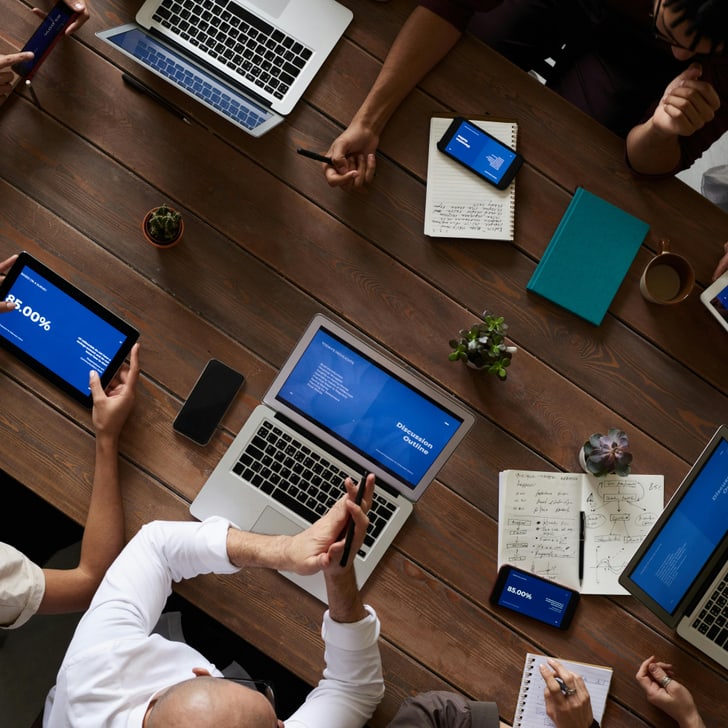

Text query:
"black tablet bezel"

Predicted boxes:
[[0, 252, 139, 407]]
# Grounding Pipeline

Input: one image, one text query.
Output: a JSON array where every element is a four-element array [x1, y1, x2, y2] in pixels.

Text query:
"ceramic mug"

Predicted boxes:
[[639, 240, 695, 305]]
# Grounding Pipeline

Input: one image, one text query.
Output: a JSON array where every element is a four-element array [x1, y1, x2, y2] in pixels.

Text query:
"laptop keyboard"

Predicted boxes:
[[693, 571, 728, 648], [152, 0, 313, 100], [232, 419, 398, 556], [131, 35, 271, 130]]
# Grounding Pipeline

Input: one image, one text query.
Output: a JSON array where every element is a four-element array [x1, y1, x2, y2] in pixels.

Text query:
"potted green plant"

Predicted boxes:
[[142, 204, 184, 248], [448, 311, 516, 380], [579, 428, 632, 477]]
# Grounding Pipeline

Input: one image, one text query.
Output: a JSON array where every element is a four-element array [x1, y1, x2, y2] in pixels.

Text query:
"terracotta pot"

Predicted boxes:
[[142, 208, 184, 249]]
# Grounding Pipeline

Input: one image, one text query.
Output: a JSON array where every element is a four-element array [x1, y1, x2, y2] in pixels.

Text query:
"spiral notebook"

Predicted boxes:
[[514, 653, 612, 728], [424, 117, 517, 241]]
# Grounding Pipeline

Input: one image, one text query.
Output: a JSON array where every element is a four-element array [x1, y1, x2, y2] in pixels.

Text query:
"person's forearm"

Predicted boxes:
[[226, 528, 291, 570], [324, 569, 367, 623], [351, 6, 462, 136], [626, 119, 682, 175], [39, 434, 124, 613]]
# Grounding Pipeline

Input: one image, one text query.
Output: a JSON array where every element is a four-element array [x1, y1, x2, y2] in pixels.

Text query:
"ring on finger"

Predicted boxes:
[[660, 676, 672, 688], [565, 687, 577, 695]]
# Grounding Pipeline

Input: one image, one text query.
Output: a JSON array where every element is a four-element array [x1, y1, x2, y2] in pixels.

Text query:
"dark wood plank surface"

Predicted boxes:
[[1, 0, 726, 725]]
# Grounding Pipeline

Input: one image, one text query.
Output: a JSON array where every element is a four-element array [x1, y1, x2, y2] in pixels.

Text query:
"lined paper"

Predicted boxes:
[[424, 117, 517, 240]]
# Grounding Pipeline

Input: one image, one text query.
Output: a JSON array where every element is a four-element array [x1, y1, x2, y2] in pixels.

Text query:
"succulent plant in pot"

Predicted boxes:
[[143, 204, 184, 248], [579, 428, 632, 477], [448, 311, 516, 380]]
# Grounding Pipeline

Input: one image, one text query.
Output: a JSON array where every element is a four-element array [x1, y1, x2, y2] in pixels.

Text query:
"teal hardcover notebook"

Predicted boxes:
[[527, 187, 649, 325]]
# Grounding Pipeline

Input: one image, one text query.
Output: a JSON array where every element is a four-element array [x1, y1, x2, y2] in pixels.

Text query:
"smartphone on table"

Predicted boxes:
[[12, 1, 80, 80], [173, 359, 245, 445], [490, 564, 580, 629], [437, 116, 523, 189]]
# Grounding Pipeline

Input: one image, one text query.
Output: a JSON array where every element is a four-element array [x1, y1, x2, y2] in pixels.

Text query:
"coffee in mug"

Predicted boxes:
[[639, 240, 694, 305]]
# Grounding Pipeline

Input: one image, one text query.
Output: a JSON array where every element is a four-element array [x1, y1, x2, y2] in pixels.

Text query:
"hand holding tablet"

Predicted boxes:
[[0, 252, 139, 406]]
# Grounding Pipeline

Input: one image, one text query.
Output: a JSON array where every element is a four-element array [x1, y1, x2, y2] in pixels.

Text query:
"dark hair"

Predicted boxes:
[[664, 0, 728, 52]]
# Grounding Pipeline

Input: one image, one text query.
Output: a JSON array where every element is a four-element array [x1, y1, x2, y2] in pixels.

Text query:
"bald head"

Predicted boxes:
[[145, 675, 276, 728]]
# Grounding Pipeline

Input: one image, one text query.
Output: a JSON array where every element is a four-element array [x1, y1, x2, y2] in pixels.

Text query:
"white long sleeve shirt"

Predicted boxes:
[[43, 517, 384, 727]]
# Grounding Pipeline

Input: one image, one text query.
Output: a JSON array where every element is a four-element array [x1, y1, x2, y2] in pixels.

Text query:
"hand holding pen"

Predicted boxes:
[[339, 472, 371, 567], [540, 659, 595, 728]]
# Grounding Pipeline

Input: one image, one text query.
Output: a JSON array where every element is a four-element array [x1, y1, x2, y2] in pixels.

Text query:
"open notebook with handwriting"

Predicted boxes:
[[424, 117, 517, 241], [514, 653, 612, 728]]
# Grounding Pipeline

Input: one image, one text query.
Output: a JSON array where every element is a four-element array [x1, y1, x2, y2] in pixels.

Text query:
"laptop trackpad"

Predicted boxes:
[[252, 506, 303, 536], [248, 0, 289, 20]]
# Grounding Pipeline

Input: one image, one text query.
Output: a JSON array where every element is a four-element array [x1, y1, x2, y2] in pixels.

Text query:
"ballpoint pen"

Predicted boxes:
[[296, 147, 334, 165], [339, 472, 368, 568], [122, 73, 191, 125]]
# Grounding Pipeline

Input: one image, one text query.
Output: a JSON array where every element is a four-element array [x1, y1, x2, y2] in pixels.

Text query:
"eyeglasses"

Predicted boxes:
[[221, 678, 276, 714], [649, 0, 721, 56]]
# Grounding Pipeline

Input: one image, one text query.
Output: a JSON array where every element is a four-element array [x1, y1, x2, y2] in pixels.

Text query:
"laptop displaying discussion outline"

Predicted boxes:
[[191, 314, 475, 602], [619, 425, 728, 669], [96, 0, 352, 136]]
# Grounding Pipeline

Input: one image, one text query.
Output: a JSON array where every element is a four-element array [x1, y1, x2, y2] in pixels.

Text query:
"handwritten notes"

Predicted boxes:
[[424, 117, 517, 240], [515, 654, 612, 728], [498, 470, 664, 594]]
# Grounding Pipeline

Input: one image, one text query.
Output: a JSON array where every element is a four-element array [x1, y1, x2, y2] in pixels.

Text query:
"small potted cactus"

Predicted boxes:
[[142, 204, 184, 248], [579, 428, 632, 477], [448, 310, 516, 380]]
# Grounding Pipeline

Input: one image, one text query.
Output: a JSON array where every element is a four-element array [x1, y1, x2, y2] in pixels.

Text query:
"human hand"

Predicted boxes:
[[540, 659, 595, 728], [0, 54, 32, 97], [323, 121, 380, 191], [90, 343, 140, 440], [284, 474, 374, 575], [712, 241, 728, 281], [650, 63, 720, 138], [0, 254, 18, 311], [32, 0, 90, 35], [635, 656, 705, 728]]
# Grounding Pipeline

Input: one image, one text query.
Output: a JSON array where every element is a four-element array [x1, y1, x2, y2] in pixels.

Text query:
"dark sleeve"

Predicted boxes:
[[417, 0, 502, 33], [387, 691, 499, 728]]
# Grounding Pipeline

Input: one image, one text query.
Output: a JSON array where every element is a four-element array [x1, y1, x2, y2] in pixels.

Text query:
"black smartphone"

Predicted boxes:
[[12, 1, 79, 79], [173, 359, 245, 445], [437, 116, 523, 189], [490, 565, 580, 629]]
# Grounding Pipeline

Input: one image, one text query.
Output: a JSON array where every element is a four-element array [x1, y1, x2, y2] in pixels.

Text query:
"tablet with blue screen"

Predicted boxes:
[[0, 253, 139, 407]]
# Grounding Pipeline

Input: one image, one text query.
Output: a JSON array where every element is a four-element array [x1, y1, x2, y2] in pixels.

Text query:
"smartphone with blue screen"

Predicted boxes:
[[437, 116, 523, 189], [12, 1, 79, 79], [490, 565, 580, 629]]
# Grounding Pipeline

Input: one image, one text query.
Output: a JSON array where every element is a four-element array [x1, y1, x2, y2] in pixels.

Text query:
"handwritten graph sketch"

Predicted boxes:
[[498, 471, 664, 593]]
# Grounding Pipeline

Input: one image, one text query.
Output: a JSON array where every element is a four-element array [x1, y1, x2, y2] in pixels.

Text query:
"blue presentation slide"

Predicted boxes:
[[0, 267, 127, 396], [277, 329, 462, 487], [631, 440, 728, 613], [497, 569, 573, 627], [443, 120, 517, 184]]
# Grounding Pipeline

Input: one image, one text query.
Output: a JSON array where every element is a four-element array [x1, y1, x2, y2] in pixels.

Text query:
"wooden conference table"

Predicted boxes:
[[1, 0, 727, 724]]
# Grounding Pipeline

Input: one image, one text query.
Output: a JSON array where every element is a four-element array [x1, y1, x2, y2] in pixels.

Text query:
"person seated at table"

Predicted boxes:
[[322, 0, 728, 191], [42, 475, 383, 727], [1, 0, 90, 97], [0, 253, 140, 630], [385, 655, 705, 728]]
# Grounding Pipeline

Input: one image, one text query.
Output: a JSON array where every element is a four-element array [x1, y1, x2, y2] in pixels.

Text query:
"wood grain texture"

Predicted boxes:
[[1, 0, 726, 725]]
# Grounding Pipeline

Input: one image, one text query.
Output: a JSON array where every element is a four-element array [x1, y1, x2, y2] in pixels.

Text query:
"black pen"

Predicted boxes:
[[339, 472, 368, 568], [578, 511, 585, 582], [122, 73, 191, 125], [554, 676, 569, 696], [296, 147, 334, 165]]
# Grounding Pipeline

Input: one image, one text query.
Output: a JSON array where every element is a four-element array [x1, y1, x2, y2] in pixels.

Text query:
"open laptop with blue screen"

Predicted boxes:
[[191, 314, 475, 602], [619, 425, 728, 668], [96, 0, 352, 136]]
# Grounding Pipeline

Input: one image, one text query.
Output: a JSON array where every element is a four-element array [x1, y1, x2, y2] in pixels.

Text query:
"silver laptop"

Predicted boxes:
[[96, 0, 352, 136], [191, 314, 475, 602], [619, 425, 728, 668]]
